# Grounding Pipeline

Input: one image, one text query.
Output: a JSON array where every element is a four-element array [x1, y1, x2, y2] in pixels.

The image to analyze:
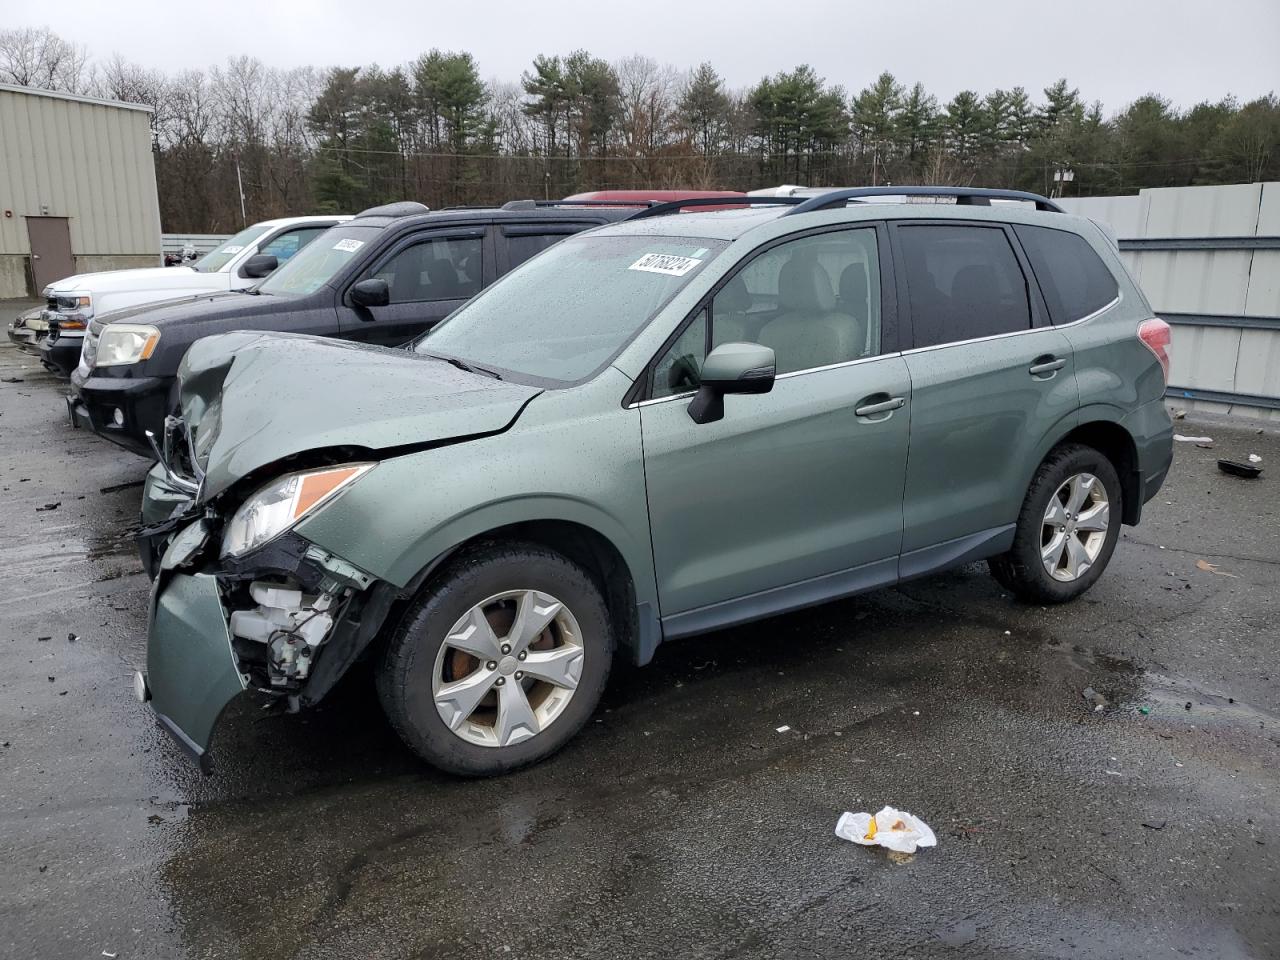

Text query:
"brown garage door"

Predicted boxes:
[[26, 217, 75, 292]]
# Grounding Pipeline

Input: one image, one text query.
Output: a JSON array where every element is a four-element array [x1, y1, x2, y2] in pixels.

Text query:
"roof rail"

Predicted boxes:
[[355, 200, 431, 219], [500, 199, 661, 211], [626, 196, 805, 220], [782, 186, 1064, 215]]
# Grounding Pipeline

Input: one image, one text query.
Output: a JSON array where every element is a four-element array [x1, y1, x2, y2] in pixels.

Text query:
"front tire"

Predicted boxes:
[[989, 443, 1123, 604], [377, 541, 614, 776]]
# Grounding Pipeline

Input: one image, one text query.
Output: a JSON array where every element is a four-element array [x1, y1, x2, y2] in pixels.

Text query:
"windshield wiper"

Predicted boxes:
[[422, 352, 502, 380]]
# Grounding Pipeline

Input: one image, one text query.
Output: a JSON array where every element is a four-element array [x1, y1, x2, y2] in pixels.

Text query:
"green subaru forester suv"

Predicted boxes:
[[134, 188, 1173, 776]]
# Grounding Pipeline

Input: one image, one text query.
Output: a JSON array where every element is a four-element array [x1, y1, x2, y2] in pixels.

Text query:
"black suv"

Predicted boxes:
[[68, 201, 639, 456]]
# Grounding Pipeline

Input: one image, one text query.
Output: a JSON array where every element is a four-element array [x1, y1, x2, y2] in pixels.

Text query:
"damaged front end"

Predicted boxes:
[[134, 330, 544, 770], [137, 422, 396, 772]]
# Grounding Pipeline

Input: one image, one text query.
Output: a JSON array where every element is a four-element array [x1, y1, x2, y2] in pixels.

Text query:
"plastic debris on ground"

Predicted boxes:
[[1083, 686, 1108, 711], [1248, 453, 1262, 463], [1173, 434, 1212, 443], [835, 806, 937, 853], [775, 725, 791, 733]]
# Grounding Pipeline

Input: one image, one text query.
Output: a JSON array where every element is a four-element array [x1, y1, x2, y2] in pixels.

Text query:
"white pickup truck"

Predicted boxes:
[[35, 215, 350, 375]]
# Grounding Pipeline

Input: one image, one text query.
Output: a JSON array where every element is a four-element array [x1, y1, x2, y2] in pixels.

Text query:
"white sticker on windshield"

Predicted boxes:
[[222, 245, 244, 254], [333, 238, 365, 253], [629, 253, 702, 277]]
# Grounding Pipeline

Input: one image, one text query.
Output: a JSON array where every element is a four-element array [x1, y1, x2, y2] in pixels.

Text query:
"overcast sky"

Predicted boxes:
[[8, 0, 1279, 110]]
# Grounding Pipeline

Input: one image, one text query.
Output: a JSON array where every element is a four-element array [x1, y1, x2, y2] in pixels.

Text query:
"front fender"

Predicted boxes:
[[294, 382, 657, 610]]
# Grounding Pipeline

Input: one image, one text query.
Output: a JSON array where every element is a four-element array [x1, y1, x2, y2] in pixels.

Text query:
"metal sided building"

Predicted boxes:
[[0, 82, 162, 299], [1060, 183, 1280, 423]]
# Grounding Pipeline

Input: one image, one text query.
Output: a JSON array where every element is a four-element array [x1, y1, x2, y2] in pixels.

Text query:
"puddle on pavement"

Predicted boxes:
[[1039, 639, 1276, 734], [1140, 671, 1278, 729]]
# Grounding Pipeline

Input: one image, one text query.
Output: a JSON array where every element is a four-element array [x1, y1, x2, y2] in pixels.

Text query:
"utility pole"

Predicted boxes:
[[235, 158, 247, 227]]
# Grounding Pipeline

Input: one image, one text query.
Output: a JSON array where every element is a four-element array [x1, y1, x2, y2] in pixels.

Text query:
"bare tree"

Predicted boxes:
[[613, 55, 681, 186], [0, 26, 91, 92]]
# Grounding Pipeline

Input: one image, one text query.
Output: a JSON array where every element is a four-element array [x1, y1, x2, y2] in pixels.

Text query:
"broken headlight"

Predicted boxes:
[[221, 463, 374, 558]]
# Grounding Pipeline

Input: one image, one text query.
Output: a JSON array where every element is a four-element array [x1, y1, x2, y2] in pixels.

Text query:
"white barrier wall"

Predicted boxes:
[[1060, 183, 1280, 423]]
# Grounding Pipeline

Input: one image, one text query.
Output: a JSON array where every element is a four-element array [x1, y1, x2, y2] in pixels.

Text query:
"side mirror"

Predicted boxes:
[[687, 342, 775, 424], [350, 278, 390, 308], [241, 254, 278, 279]]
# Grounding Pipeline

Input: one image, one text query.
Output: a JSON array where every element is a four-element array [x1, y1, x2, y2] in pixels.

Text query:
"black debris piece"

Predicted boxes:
[[99, 479, 145, 495], [1217, 459, 1262, 479], [35, 502, 60, 512]]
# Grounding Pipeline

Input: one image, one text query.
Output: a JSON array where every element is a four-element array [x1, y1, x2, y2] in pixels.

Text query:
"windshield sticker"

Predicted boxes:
[[629, 253, 702, 277], [333, 238, 365, 253], [221, 245, 244, 254]]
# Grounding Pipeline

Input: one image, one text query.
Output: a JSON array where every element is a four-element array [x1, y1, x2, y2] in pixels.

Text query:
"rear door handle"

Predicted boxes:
[[854, 396, 905, 417], [1029, 357, 1066, 376]]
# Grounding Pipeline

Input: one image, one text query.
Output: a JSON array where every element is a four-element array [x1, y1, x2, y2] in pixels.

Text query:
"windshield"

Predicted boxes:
[[192, 225, 272, 273], [418, 234, 726, 384], [256, 225, 382, 297]]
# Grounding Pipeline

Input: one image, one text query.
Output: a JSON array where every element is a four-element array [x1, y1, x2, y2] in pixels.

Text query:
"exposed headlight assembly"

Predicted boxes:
[[96, 323, 161, 366], [55, 293, 93, 327], [221, 464, 374, 558]]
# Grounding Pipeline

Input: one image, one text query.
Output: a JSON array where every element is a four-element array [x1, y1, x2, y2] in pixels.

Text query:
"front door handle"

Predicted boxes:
[[854, 396, 906, 417], [1029, 356, 1066, 376]]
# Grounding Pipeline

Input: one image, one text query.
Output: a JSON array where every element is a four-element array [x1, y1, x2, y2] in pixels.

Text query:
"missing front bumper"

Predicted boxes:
[[141, 522, 394, 771]]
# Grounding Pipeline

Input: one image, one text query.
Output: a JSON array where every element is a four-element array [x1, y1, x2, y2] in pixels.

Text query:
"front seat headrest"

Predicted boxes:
[[778, 259, 835, 313]]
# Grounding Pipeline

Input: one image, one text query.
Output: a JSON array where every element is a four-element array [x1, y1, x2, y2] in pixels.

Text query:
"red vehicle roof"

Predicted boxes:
[[564, 190, 744, 202]]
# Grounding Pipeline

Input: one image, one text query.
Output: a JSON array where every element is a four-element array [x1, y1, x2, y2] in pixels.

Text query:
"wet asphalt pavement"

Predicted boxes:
[[1, 332, 1278, 960]]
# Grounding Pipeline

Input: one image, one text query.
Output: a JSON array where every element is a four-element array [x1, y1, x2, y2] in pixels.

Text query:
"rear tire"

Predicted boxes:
[[988, 443, 1123, 604], [377, 541, 614, 777]]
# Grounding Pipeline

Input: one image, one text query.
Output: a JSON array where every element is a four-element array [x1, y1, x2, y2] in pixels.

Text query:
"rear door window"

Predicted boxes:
[[1014, 224, 1120, 324], [504, 226, 588, 270], [897, 224, 1031, 348]]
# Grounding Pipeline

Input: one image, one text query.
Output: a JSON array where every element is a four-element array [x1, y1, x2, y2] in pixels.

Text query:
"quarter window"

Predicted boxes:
[[1014, 224, 1120, 324], [652, 308, 709, 399], [898, 225, 1031, 348], [372, 236, 483, 304]]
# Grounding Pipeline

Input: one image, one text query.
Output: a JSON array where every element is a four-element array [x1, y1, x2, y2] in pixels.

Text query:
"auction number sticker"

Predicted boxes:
[[629, 253, 702, 277], [333, 238, 365, 253]]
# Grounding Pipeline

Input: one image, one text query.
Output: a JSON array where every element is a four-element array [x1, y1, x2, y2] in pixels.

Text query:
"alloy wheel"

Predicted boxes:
[[1040, 472, 1109, 582], [431, 589, 585, 748]]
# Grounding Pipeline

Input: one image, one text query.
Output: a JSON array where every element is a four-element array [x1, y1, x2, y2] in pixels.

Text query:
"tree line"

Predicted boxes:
[[3, 26, 1277, 233]]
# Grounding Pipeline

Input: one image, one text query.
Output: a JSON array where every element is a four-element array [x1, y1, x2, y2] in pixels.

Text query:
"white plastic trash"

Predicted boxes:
[[835, 806, 937, 853]]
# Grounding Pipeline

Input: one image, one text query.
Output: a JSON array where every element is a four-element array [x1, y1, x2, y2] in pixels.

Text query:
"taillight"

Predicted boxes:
[[1138, 317, 1171, 384]]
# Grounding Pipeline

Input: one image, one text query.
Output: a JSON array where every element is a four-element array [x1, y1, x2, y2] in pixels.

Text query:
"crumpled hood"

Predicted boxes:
[[180, 331, 542, 500]]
